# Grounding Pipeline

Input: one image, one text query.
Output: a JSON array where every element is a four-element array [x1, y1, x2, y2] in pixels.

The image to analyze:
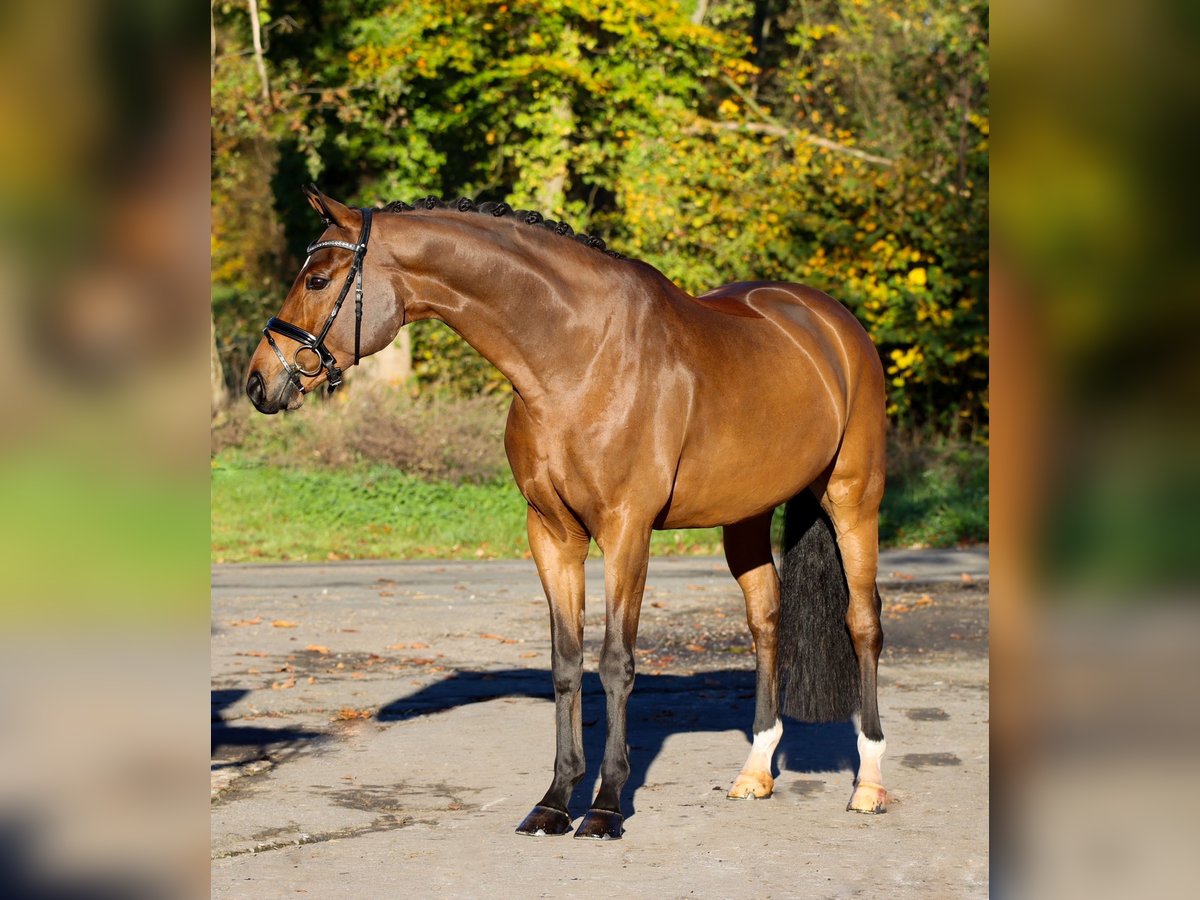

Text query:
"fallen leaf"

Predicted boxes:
[[890, 572, 915, 581], [501, 638, 520, 645], [410, 641, 429, 649], [305, 644, 330, 654], [229, 616, 262, 627], [914, 595, 933, 607], [686, 644, 706, 653], [379, 591, 394, 597], [961, 573, 974, 582], [479, 633, 503, 640], [246, 667, 260, 675], [520, 651, 539, 658], [651, 601, 665, 609], [272, 620, 298, 628], [307, 676, 316, 684], [271, 677, 296, 690], [237, 650, 268, 657], [350, 672, 366, 680], [335, 707, 373, 720], [386, 643, 408, 650]]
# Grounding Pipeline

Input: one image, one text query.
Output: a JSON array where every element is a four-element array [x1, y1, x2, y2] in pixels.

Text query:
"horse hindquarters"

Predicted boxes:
[[777, 490, 887, 813]]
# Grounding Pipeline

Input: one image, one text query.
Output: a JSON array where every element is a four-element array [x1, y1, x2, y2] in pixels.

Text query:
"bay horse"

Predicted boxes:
[[245, 185, 889, 840]]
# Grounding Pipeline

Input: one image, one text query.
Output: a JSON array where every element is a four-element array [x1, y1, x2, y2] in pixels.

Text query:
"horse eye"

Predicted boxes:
[[306, 275, 329, 291]]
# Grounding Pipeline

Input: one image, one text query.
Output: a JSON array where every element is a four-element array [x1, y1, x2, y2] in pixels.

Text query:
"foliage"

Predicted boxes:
[[212, 0, 989, 433], [878, 434, 989, 547], [212, 383, 512, 482]]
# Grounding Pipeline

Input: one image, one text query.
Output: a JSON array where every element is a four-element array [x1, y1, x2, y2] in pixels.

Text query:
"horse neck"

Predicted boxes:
[[379, 213, 624, 400]]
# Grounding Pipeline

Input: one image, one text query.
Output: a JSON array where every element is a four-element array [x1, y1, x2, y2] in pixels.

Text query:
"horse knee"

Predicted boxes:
[[599, 647, 635, 693], [552, 669, 582, 696]]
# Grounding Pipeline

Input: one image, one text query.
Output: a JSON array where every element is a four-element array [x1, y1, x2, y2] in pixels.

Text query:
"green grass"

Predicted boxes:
[[212, 440, 986, 563], [211, 453, 725, 562], [879, 440, 989, 548]]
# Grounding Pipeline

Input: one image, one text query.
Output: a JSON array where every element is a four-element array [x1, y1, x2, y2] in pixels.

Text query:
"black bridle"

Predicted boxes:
[[262, 207, 374, 395]]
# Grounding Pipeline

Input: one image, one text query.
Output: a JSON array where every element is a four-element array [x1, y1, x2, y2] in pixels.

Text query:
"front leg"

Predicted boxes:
[[574, 520, 652, 840], [515, 507, 590, 836]]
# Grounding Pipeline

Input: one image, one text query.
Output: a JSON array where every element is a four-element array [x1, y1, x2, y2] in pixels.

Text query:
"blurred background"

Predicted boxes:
[[0, 0, 1195, 895]]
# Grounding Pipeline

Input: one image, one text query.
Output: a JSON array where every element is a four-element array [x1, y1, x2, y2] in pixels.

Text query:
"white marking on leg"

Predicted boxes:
[[742, 718, 783, 775], [856, 732, 886, 786]]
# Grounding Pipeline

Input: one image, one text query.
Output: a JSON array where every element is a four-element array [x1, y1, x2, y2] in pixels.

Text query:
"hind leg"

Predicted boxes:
[[723, 513, 783, 799], [824, 469, 888, 813]]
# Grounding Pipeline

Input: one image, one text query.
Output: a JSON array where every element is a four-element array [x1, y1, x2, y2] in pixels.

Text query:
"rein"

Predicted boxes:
[[262, 207, 374, 394]]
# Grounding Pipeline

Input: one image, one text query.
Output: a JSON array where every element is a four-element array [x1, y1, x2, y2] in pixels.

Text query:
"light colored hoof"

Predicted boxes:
[[727, 770, 774, 800], [847, 780, 888, 814]]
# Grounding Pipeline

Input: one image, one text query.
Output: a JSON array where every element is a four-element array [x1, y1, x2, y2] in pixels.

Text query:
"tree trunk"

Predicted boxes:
[[247, 0, 272, 107], [211, 307, 227, 414], [535, 93, 573, 213]]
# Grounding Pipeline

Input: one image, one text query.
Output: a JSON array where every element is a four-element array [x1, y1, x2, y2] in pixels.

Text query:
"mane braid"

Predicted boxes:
[[379, 196, 626, 260]]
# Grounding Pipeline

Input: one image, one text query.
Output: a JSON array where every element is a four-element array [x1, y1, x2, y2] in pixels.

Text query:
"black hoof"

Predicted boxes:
[[515, 805, 572, 836], [573, 808, 624, 840]]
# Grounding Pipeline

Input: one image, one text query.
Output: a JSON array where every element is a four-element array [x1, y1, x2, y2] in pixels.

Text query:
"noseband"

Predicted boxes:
[[262, 207, 373, 394]]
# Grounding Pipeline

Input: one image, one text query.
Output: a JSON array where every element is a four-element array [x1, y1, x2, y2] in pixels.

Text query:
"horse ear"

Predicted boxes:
[[302, 184, 350, 228]]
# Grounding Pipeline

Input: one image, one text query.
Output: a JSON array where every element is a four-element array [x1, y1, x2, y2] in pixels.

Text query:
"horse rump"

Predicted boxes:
[[777, 490, 862, 722]]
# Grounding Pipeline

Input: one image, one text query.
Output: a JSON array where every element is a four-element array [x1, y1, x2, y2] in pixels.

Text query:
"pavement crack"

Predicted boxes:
[[211, 814, 424, 859]]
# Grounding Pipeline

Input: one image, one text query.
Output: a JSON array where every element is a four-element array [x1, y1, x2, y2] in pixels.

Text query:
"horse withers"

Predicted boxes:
[[245, 185, 889, 840]]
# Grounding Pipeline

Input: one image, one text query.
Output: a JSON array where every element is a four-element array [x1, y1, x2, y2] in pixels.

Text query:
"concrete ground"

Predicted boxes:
[[212, 549, 988, 898]]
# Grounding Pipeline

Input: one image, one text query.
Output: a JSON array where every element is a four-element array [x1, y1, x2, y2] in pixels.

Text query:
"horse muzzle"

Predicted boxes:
[[246, 369, 303, 414]]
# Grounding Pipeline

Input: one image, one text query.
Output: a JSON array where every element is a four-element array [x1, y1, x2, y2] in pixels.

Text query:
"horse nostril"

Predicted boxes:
[[246, 371, 267, 409]]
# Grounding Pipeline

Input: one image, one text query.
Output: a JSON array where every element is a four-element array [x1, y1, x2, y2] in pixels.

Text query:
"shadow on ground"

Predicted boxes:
[[378, 668, 858, 820], [211, 689, 324, 765]]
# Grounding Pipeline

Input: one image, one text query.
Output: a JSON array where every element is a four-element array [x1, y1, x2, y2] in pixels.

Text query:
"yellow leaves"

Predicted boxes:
[[485, 130, 496, 144], [717, 98, 739, 118], [890, 347, 922, 371], [907, 267, 927, 287]]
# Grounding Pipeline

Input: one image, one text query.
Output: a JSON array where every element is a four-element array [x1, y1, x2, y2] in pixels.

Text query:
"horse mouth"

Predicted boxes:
[[247, 371, 304, 414]]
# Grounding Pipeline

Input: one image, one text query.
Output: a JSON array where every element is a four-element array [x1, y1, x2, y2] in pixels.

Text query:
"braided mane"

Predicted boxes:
[[380, 196, 626, 260]]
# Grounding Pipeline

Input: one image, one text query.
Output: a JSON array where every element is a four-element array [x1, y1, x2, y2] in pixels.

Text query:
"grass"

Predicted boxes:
[[878, 438, 989, 548], [211, 437, 986, 563]]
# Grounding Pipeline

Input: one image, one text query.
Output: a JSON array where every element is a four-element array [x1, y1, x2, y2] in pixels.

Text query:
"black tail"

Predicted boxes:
[[777, 490, 861, 722]]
